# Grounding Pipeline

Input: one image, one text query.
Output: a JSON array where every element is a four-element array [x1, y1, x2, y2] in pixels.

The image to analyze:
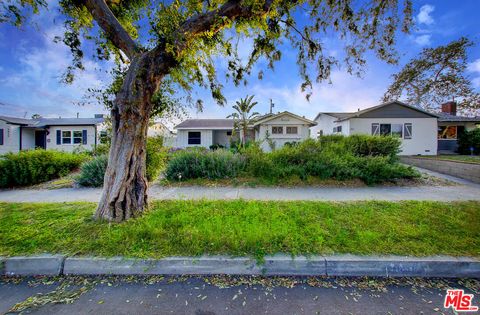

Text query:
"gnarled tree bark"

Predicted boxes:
[[87, 0, 276, 221]]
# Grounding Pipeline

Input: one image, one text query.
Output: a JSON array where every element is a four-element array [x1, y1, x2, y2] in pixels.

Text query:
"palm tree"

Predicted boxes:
[[227, 95, 260, 147]]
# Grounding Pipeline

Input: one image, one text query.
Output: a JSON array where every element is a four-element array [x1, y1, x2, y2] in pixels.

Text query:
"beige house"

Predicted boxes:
[[174, 111, 316, 151], [0, 115, 105, 154]]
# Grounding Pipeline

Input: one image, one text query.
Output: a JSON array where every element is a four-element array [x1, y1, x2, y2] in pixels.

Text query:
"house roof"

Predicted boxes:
[[252, 111, 317, 126], [175, 119, 234, 130], [437, 112, 480, 122], [335, 101, 438, 121], [313, 112, 354, 121], [0, 115, 33, 125], [0, 115, 104, 127]]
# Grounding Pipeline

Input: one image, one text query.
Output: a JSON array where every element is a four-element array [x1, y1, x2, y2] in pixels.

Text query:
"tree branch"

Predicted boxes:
[[83, 0, 139, 58], [175, 0, 275, 49]]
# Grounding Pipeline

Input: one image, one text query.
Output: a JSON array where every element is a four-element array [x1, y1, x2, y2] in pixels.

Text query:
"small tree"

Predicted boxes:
[[2, 0, 414, 221], [227, 95, 259, 146], [383, 37, 480, 114]]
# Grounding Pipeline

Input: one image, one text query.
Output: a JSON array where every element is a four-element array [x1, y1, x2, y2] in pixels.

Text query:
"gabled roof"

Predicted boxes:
[[437, 112, 480, 122], [313, 112, 354, 121], [175, 119, 234, 130], [34, 117, 104, 127], [335, 101, 438, 121], [0, 115, 33, 125], [252, 111, 316, 126], [0, 115, 104, 127]]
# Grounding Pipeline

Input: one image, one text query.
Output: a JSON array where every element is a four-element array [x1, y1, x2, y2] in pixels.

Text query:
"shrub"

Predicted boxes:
[[165, 149, 246, 180], [0, 150, 87, 188], [458, 128, 480, 155], [344, 134, 401, 159], [354, 156, 419, 185], [146, 136, 168, 181], [76, 155, 108, 187]]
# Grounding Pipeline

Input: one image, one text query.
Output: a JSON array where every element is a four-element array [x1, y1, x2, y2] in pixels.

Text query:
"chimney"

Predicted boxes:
[[76, 112, 79, 118], [441, 101, 457, 116]]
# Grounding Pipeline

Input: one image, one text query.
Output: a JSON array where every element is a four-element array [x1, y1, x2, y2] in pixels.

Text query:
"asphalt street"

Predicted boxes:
[[1, 276, 478, 314]]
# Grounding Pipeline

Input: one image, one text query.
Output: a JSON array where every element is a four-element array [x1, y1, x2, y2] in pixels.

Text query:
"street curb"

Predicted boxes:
[[4, 255, 65, 276], [2, 255, 479, 278], [325, 255, 480, 278]]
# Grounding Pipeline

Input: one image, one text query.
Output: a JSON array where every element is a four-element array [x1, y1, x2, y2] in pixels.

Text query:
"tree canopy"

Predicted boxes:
[[383, 37, 480, 114], [2, 0, 414, 111]]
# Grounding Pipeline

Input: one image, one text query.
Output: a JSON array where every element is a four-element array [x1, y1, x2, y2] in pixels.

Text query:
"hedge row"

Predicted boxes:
[[165, 135, 419, 185], [0, 150, 87, 188]]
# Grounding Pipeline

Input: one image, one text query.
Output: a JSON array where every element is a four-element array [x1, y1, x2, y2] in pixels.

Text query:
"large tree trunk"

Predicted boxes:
[[95, 55, 159, 222]]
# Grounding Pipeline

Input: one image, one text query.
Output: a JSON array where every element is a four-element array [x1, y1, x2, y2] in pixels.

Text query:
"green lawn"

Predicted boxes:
[[0, 200, 479, 259], [416, 155, 480, 164]]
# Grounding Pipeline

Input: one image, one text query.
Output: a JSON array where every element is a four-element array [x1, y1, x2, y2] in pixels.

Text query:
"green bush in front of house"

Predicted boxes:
[[165, 148, 247, 180], [164, 135, 419, 185], [0, 150, 88, 188], [457, 128, 480, 155], [76, 154, 108, 187]]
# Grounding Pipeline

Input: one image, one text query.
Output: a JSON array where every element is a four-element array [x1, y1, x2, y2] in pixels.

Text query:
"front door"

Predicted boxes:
[[35, 130, 46, 149]]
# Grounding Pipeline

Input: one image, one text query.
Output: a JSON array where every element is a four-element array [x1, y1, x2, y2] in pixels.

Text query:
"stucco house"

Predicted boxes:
[[174, 111, 316, 151], [0, 115, 105, 154], [311, 101, 439, 155]]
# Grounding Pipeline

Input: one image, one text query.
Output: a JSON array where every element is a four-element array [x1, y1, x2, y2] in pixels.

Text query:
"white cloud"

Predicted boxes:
[[4, 24, 113, 118], [417, 4, 435, 25], [414, 34, 432, 46], [468, 59, 480, 73], [192, 70, 386, 119]]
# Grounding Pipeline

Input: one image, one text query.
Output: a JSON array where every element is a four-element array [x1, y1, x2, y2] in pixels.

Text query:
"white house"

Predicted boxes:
[[0, 115, 105, 154], [174, 111, 316, 151], [311, 101, 438, 155]]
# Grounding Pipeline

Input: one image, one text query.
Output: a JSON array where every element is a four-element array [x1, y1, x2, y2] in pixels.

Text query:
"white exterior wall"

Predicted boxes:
[[349, 118, 437, 155], [212, 130, 231, 148], [0, 121, 21, 154], [256, 115, 311, 152], [175, 129, 213, 148], [311, 114, 336, 138], [21, 129, 36, 150], [312, 114, 349, 137], [46, 125, 98, 152]]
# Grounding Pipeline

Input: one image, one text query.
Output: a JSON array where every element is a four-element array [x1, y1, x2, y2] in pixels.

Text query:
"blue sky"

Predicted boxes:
[[0, 0, 479, 127]]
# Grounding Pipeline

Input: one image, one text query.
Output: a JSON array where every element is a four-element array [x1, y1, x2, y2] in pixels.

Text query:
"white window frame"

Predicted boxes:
[[404, 123, 412, 139], [62, 131, 72, 144], [73, 131, 83, 144], [272, 126, 283, 134], [286, 126, 298, 134]]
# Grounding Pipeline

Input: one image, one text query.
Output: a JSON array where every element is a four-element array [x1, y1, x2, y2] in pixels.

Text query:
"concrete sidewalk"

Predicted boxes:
[[0, 184, 479, 203], [0, 166, 479, 203]]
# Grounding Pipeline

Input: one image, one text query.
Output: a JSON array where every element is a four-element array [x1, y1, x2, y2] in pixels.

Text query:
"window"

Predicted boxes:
[[62, 131, 72, 144], [438, 126, 457, 139], [333, 126, 342, 133], [188, 131, 201, 145], [391, 124, 403, 138], [371, 123, 379, 136], [404, 123, 412, 139], [0, 128, 3, 145], [73, 131, 83, 144], [226, 131, 232, 136], [286, 126, 298, 134], [272, 126, 283, 134], [380, 124, 391, 136]]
